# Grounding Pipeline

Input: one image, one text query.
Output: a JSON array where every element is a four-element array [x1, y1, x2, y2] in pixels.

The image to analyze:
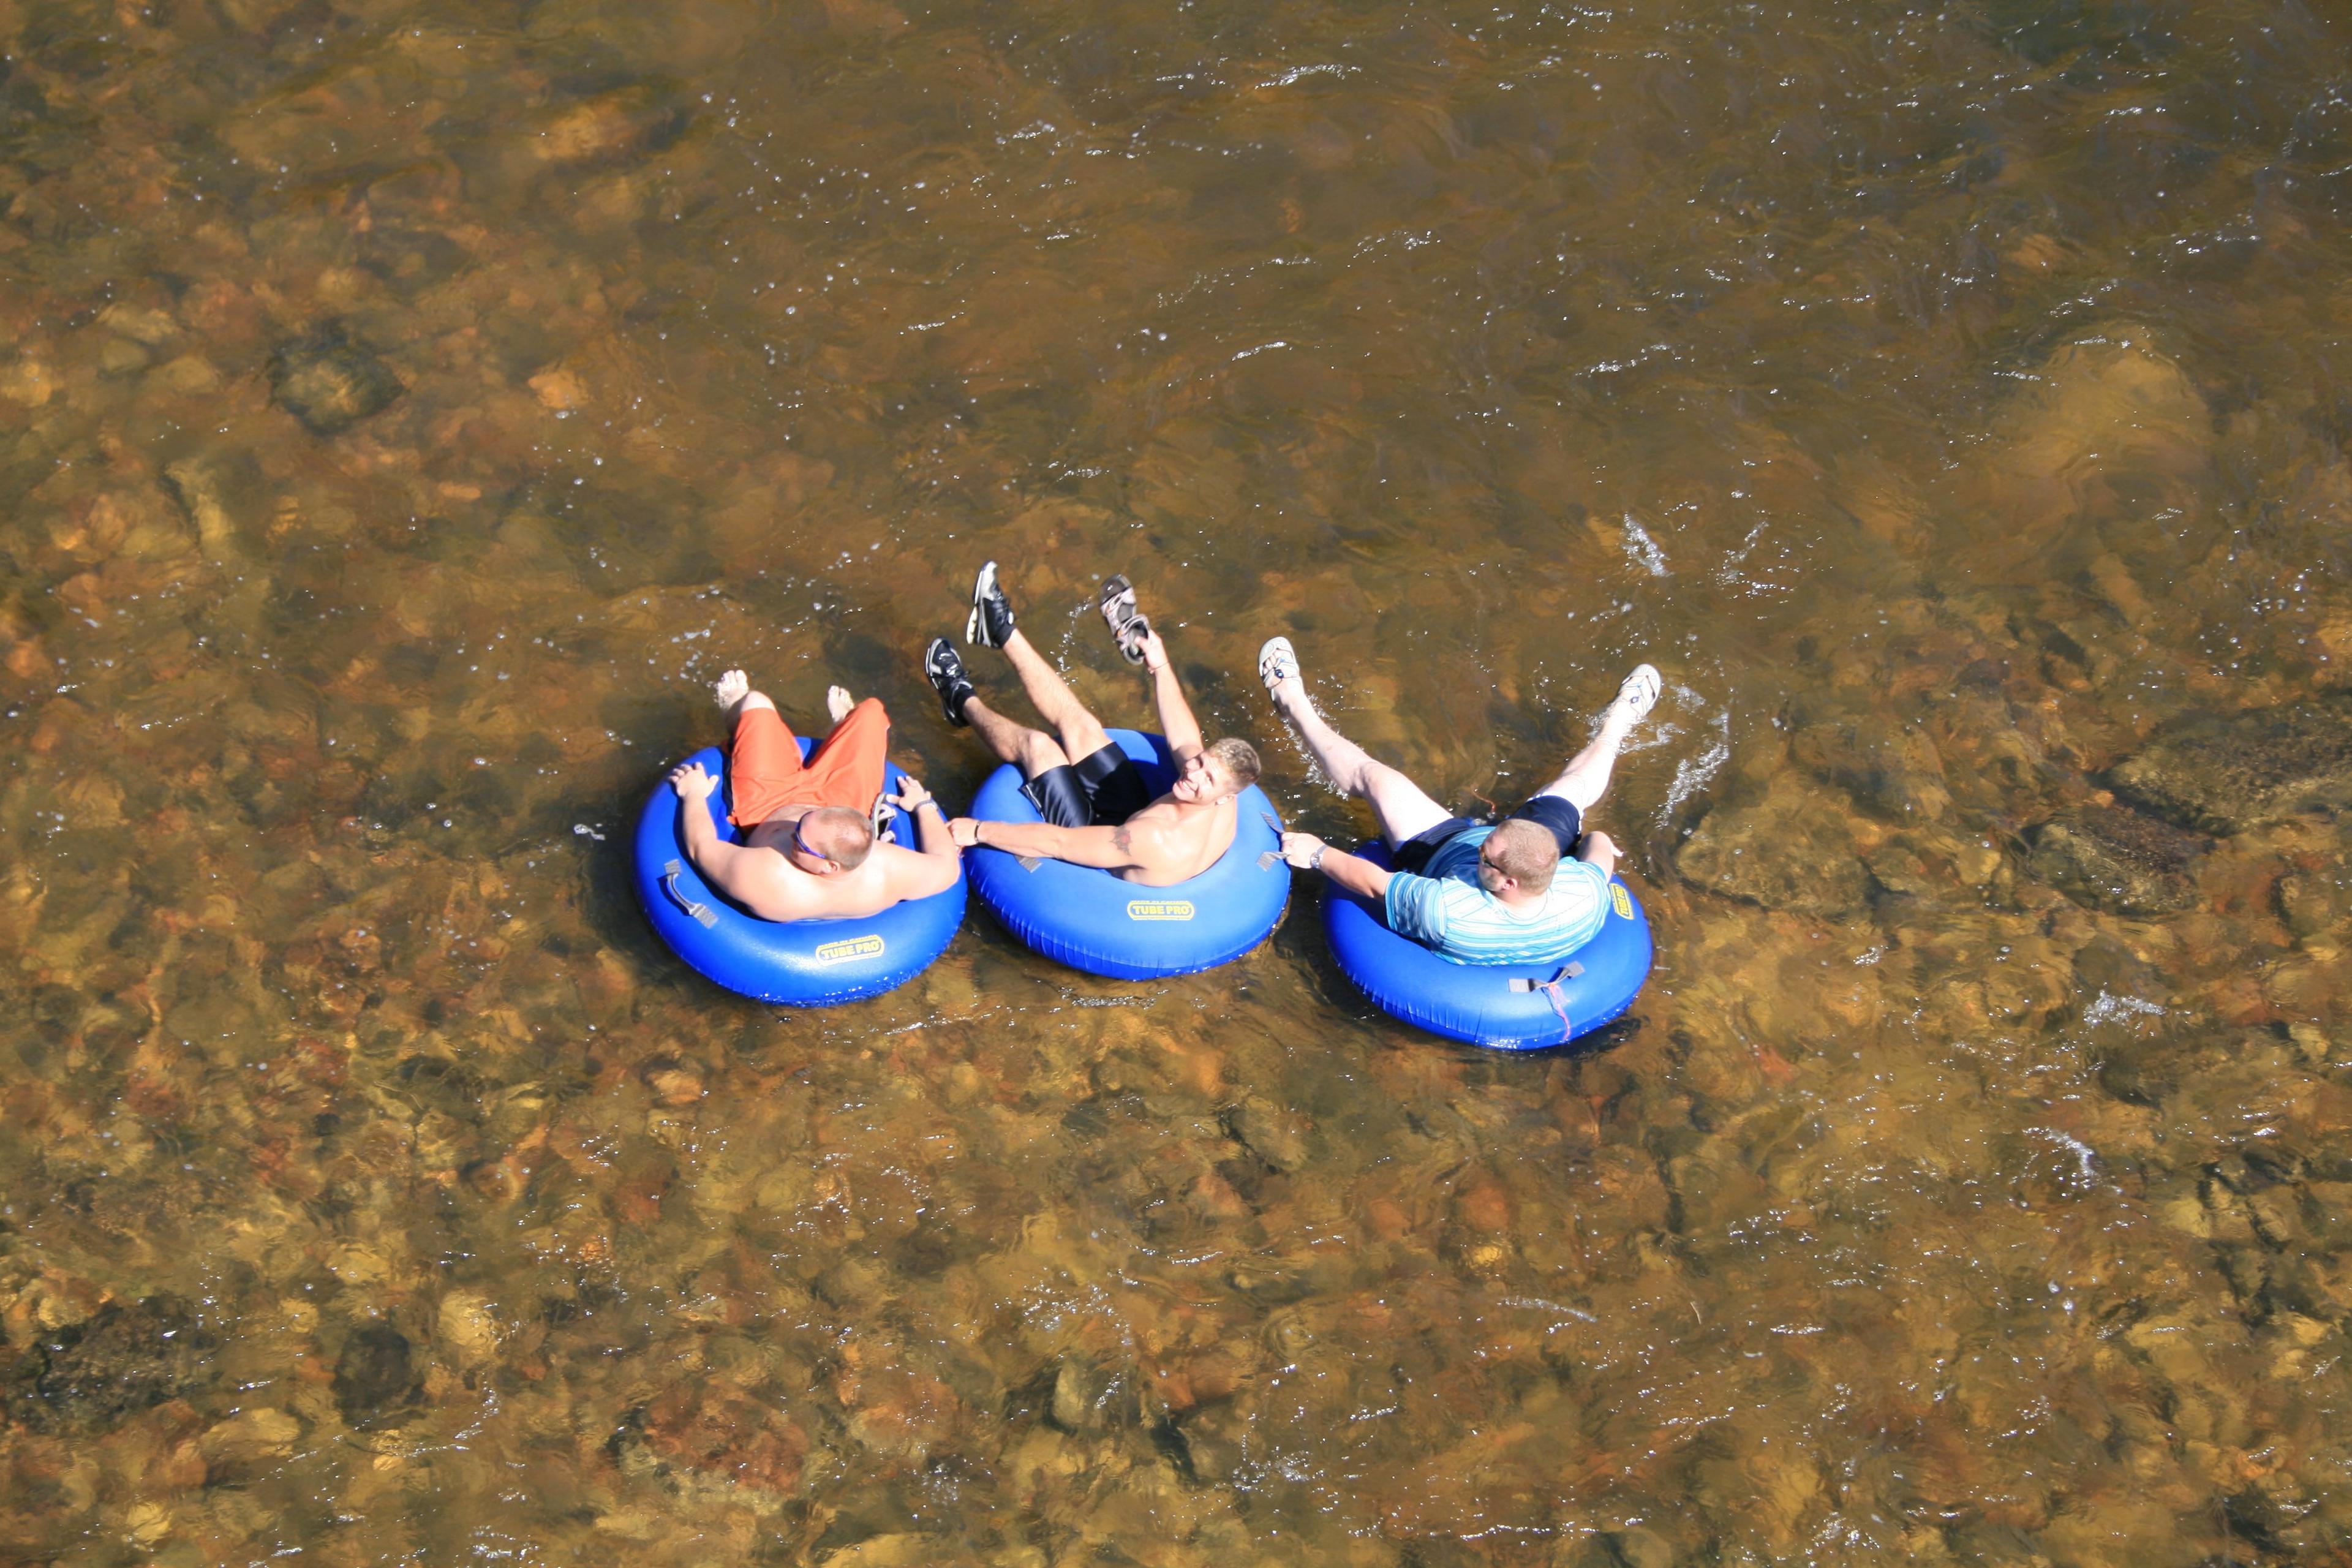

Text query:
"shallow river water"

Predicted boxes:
[[6, 0, 2352, 1562]]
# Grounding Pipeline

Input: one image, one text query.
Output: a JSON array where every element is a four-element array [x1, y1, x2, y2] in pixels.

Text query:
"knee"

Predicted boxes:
[[1019, 734, 1071, 776], [1577, 831, 1618, 869], [1553, 778, 1604, 813], [738, 692, 778, 716]]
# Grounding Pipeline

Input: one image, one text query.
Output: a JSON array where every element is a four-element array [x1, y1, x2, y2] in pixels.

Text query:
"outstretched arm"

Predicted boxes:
[[1135, 628, 1204, 761], [949, 815, 1149, 873], [1280, 831, 1393, 899]]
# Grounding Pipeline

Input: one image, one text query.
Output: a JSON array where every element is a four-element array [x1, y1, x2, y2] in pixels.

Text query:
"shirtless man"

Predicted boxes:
[[921, 564, 1261, 887], [667, 671, 961, 921], [1262, 637, 1660, 965]]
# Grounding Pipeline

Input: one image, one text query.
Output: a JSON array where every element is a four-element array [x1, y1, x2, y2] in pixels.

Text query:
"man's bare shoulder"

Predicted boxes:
[[868, 839, 950, 892], [727, 858, 825, 921], [1127, 794, 1208, 831]]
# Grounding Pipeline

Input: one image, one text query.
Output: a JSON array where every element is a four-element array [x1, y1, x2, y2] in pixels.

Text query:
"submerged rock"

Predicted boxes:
[[1986, 330, 2212, 562], [1167, 1401, 1250, 1484], [7, 1296, 216, 1431], [1674, 782, 1870, 919], [1049, 1356, 1137, 1431], [199, 1406, 305, 1476], [160, 448, 264, 557], [1787, 698, 1951, 820], [624, 1380, 807, 1494], [1221, 1095, 1310, 1172], [532, 81, 690, 167], [2109, 698, 2352, 834], [270, 326, 404, 435], [2028, 802, 2206, 914], [332, 1322, 421, 1429]]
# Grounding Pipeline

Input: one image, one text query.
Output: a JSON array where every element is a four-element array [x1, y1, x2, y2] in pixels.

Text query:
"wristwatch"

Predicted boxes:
[[1308, 842, 1327, 871]]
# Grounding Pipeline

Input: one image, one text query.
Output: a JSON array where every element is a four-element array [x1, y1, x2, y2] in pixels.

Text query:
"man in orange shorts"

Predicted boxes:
[[666, 670, 962, 922]]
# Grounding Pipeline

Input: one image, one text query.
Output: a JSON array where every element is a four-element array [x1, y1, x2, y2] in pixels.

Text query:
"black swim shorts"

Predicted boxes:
[[1391, 794, 1584, 873], [1022, 742, 1154, 829]]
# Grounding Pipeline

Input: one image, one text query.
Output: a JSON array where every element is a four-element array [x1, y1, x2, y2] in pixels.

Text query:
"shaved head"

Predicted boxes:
[[800, 806, 876, 870]]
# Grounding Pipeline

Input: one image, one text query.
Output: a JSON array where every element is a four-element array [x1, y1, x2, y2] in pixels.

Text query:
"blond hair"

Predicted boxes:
[[1483, 820, 1559, 892], [1206, 737, 1261, 790]]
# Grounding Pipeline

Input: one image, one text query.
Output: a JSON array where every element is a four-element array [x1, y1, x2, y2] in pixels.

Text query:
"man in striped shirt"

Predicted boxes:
[[1261, 639, 1659, 967]]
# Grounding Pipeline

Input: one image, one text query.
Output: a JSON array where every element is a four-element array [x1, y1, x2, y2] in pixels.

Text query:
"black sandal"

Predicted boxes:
[[1097, 575, 1152, 666]]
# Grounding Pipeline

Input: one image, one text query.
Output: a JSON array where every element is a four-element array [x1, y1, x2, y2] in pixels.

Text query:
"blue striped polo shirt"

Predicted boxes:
[[1382, 824, 1611, 966]]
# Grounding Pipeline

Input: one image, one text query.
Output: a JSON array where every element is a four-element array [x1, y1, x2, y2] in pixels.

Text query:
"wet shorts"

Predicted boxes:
[[1392, 794, 1583, 873], [1023, 742, 1155, 830]]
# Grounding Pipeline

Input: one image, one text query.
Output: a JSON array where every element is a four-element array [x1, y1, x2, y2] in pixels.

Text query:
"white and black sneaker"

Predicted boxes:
[[924, 637, 977, 726], [965, 560, 1016, 649]]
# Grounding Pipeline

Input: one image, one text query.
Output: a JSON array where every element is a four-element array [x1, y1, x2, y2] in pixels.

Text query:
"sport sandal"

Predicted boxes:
[[1097, 575, 1152, 666], [1257, 636, 1300, 695], [923, 637, 977, 726], [965, 560, 1016, 649], [1611, 663, 1662, 724]]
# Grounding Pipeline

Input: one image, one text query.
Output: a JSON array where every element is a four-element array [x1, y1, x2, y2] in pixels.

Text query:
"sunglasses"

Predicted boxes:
[[791, 818, 833, 865]]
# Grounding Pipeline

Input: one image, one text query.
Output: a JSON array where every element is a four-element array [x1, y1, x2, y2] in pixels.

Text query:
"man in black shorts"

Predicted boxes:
[[922, 565, 1263, 887]]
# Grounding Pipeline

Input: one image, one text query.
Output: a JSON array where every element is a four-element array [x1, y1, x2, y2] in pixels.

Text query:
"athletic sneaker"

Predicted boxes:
[[924, 637, 976, 726], [965, 560, 1016, 649]]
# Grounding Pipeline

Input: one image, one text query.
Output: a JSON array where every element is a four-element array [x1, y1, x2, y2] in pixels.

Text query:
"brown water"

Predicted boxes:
[[6, 0, 2352, 1561]]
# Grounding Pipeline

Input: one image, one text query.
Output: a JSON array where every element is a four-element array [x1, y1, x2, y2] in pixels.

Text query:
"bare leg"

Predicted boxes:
[[1535, 692, 1643, 813], [963, 694, 1071, 778], [1267, 671, 1454, 846], [714, 668, 776, 723], [998, 629, 1113, 765]]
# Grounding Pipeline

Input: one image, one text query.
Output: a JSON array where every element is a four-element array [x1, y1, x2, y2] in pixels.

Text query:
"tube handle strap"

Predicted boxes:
[[1509, 966, 1576, 1045], [662, 859, 718, 928]]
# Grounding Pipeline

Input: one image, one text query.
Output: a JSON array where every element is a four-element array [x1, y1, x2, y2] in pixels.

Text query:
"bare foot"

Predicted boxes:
[[713, 669, 751, 710], [827, 685, 854, 724]]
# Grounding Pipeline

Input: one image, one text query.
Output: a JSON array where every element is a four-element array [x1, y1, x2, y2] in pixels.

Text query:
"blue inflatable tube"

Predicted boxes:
[[1324, 842, 1652, 1050], [965, 729, 1289, 979], [633, 742, 967, 1006]]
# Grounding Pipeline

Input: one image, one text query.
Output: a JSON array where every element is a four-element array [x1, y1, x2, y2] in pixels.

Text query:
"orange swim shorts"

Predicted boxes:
[[727, 698, 889, 829]]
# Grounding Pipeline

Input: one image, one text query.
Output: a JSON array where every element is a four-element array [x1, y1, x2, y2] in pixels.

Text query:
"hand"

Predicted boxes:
[[1281, 831, 1327, 870], [884, 780, 935, 812], [948, 816, 984, 848], [1136, 627, 1170, 674], [669, 761, 717, 802]]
